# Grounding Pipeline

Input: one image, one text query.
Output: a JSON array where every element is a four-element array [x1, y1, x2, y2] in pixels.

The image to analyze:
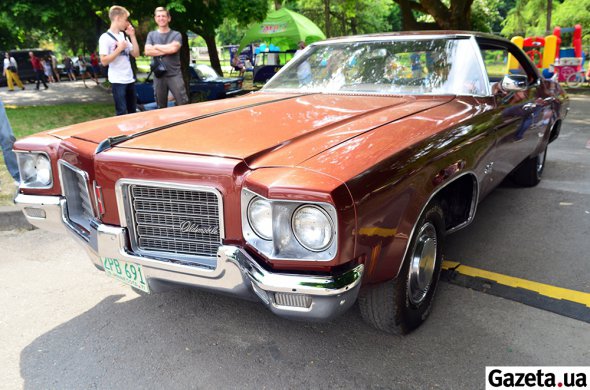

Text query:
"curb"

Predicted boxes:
[[0, 206, 35, 231]]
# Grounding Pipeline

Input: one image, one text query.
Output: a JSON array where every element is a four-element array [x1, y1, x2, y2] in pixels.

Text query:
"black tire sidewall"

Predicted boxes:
[[395, 204, 445, 332]]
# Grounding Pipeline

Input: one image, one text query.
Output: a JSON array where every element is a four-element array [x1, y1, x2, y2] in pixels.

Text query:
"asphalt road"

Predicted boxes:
[[0, 94, 589, 389], [0, 79, 113, 106]]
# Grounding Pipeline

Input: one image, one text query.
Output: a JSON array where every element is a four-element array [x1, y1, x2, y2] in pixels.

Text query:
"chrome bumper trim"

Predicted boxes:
[[15, 194, 364, 321], [14, 194, 65, 233]]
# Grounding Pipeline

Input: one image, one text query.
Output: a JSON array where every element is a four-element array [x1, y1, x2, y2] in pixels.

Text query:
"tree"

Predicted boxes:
[[168, 0, 268, 75], [553, 0, 590, 34], [393, 0, 476, 30], [285, 0, 393, 38], [501, 0, 557, 37]]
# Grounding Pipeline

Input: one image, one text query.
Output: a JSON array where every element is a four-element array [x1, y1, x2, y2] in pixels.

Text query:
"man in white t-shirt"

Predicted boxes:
[[98, 5, 140, 115]]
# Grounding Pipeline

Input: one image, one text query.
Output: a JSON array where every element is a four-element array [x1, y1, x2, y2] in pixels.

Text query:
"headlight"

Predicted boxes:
[[247, 198, 273, 240], [17, 152, 53, 188], [292, 205, 334, 251]]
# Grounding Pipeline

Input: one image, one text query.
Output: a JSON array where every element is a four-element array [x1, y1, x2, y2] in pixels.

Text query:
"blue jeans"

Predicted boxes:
[[111, 82, 137, 116], [0, 98, 20, 182]]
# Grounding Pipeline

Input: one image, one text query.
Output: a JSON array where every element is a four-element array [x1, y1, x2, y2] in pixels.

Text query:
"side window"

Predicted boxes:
[[481, 49, 509, 82], [479, 41, 538, 85]]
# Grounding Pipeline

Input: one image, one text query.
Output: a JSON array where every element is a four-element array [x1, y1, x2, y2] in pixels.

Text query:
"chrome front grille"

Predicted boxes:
[[125, 183, 223, 263], [59, 160, 94, 235]]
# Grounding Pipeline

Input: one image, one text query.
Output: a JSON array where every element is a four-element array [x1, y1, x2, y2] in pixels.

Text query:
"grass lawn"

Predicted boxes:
[[6, 103, 114, 139], [0, 103, 114, 205]]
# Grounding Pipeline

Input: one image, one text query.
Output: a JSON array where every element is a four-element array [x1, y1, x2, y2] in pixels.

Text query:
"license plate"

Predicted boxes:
[[101, 257, 150, 293]]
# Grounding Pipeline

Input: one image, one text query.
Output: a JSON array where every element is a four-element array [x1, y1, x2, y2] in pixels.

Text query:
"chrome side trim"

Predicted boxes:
[[469, 36, 493, 97], [396, 171, 479, 276]]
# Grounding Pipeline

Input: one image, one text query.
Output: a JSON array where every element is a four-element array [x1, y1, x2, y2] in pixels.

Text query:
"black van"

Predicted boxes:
[[1, 49, 54, 86]]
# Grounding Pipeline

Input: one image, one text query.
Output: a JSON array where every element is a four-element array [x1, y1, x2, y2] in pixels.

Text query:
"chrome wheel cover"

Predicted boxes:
[[407, 222, 438, 306]]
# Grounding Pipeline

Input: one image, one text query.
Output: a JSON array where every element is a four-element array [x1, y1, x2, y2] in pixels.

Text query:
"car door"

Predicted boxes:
[[477, 39, 548, 184]]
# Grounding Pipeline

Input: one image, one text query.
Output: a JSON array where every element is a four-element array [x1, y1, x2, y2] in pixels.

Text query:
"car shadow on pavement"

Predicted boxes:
[[19, 278, 589, 389]]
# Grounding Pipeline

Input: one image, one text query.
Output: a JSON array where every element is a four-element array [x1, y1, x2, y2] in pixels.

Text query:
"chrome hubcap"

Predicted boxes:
[[407, 222, 438, 306]]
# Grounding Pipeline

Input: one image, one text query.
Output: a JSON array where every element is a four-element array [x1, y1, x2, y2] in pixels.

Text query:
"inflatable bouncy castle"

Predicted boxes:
[[508, 24, 584, 81]]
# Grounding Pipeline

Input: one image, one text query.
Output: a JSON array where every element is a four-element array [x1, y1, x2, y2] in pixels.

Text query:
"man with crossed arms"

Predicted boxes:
[[144, 6, 189, 109]]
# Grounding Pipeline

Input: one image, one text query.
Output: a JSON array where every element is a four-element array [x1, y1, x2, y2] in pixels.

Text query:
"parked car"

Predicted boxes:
[[0, 49, 53, 86], [14, 32, 568, 333], [136, 64, 243, 104]]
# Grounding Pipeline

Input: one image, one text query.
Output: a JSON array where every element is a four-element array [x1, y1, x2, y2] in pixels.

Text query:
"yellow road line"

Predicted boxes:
[[442, 260, 590, 308]]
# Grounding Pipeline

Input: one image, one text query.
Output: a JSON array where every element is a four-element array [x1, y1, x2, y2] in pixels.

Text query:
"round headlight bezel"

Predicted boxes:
[[247, 197, 273, 241], [291, 205, 335, 252]]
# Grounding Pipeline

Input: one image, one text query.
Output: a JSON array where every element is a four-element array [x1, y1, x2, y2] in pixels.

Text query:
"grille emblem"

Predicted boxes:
[[179, 221, 219, 235]]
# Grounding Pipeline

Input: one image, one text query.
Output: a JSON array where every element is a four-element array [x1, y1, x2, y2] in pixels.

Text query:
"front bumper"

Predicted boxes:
[[15, 193, 363, 321]]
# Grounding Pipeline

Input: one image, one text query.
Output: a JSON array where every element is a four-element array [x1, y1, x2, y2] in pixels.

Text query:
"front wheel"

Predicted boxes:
[[565, 72, 583, 88], [511, 145, 547, 187], [358, 203, 445, 334]]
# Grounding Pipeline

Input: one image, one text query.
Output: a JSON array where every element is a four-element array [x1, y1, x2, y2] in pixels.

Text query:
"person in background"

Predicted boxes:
[[90, 52, 101, 78], [51, 54, 60, 82], [0, 97, 20, 187], [144, 6, 189, 109], [63, 56, 76, 81], [78, 55, 99, 87], [43, 56, 55, 83], [29, 51, 48, 90], [98, 5, 140, 115], [3, 52, 25, 91], [231, 52, 245, 77]]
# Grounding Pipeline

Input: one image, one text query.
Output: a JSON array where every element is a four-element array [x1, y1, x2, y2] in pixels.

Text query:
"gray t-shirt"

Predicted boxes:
[[146, 30, 182, 77]]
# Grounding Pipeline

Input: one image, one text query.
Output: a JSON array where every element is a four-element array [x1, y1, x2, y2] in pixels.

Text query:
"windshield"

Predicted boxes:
[[263, 38, 487, 96], [194, 64, 220, 80]]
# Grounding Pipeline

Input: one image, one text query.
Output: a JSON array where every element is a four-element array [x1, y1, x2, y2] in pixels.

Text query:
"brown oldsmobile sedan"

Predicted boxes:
[[14, 32, 568, 334]]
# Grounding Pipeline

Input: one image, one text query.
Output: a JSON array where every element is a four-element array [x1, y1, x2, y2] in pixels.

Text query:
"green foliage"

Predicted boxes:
[[501, 0, 555, 36], [217, 18, 249, 46], [471, 0, 502, 32], [553, 0, 590, 34], [283, 0, 394, 37]]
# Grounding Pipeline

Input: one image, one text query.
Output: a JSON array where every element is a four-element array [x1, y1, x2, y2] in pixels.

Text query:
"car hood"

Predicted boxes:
[[50, 92, 453, 167]]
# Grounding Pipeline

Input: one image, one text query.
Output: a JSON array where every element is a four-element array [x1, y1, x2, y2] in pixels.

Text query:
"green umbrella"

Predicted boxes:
[[238, 8, 326, 53]]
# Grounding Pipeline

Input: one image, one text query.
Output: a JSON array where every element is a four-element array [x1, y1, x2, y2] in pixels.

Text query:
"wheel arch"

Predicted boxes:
[[394, 171, 479, 277]]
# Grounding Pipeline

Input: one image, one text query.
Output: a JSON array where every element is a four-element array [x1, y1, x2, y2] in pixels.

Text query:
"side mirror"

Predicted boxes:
[[500, 74, 528, 92]]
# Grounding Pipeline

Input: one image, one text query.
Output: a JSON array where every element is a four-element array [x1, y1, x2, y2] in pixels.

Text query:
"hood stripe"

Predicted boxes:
[[94, 93, 313, 154]]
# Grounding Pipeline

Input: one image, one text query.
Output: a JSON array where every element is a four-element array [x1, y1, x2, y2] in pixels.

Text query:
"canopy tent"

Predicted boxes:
[[238, 8, 326, 53]]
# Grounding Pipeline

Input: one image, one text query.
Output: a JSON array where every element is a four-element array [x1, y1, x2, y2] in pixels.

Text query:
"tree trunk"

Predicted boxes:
[[203, 32, 222, 76], [448, 0, 473, 29], [274, 0, 282, 10], [546, 0, 552, 36], [395, 0, 473, 30], [324, 0, 331, 37], [180, 32, 191, 96]]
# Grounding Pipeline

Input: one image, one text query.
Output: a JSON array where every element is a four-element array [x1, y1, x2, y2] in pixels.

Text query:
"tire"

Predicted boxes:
[[565, 72, 582, 88], [358, 203, 445, 334], [511, 145, 547, 187]]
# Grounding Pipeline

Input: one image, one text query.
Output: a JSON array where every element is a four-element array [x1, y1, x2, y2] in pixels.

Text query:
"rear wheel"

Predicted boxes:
[[512, 145, 547, 187], [358, 203, 445, 334]]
